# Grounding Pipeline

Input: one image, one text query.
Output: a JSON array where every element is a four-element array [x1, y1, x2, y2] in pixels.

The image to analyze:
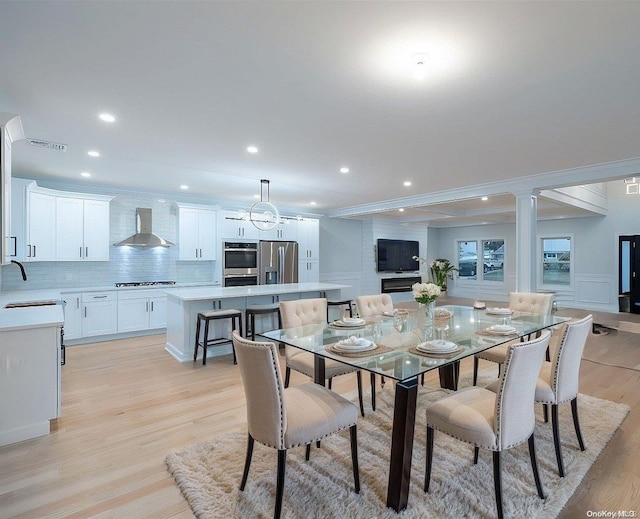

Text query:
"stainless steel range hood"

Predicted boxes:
[[114, 208, 174, 247]]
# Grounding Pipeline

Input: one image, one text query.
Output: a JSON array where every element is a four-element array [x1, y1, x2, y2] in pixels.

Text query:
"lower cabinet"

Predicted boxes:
[[63, 289, 168, 341], [82, 291, 118, 337], [61, 292, 82, 340], [117, 290, 167, 333]]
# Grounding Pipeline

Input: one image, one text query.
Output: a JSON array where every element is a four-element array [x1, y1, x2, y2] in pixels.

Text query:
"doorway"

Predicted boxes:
[[619, 235, 640, 314]]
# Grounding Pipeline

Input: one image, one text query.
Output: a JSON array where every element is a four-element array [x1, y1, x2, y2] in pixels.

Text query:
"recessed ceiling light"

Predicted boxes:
[[403, 181, 412, 187], [413, 53, 429, 80], [99, 113, 116, 123], [247, 145, 258, 154], [398, 208, 404, 212], [340, 167, 350, 174], [180, 185, 188, 190], [80, 172, 91, 178], [88, 150, 100, 157], [310, 201, 317, 206], [158, 199, 165, 203], [481, 196, 489, 201]]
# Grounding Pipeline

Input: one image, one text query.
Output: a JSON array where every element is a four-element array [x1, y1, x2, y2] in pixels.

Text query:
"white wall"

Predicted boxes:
[[430, 182, 638, 312], [320, 216, 428, 303]]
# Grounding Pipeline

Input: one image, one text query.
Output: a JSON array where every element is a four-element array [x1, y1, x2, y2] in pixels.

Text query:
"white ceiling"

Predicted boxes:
[[1, 1, 640, 224]]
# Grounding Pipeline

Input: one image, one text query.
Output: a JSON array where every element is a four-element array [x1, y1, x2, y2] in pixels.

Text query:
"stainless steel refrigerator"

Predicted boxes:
[[259, 240, 299, 284]]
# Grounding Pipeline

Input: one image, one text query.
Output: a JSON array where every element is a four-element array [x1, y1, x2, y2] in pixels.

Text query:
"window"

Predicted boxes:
[[457, 239, 505, 282], [541, 237, 571, 285]]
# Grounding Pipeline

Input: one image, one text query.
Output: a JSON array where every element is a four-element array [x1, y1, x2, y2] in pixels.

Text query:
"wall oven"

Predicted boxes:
[[223, 241, 258, 286]]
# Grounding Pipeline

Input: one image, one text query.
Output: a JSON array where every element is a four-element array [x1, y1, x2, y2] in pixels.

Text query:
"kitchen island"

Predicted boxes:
[[164, 282, 348, 362], [0, 304, 63, 446]]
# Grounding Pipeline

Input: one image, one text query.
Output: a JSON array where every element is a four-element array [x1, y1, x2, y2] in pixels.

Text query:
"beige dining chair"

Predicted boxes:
[[355, 293, 394, 318], [535, 314, 592, 477], [232, 331, 360, 519], [279, 298, 371, 416], [473, 292, 554, 385], [425, 330, 551, 519], [355, 294, 394, 388]]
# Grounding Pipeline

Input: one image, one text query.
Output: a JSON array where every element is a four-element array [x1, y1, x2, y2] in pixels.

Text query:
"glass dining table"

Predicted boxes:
[[260, 304, 570, 513]]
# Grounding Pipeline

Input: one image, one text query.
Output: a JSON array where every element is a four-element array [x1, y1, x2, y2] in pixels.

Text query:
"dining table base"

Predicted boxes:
[[386, 376, 418, 512], [438, 361, 460, 390]]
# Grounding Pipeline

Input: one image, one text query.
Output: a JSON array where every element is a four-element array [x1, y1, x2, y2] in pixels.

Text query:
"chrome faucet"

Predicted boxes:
[[10, 260, 27, 281]]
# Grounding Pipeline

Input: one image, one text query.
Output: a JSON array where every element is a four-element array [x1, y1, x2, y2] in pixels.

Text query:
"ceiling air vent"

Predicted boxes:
[[28, 139, 67, 152]]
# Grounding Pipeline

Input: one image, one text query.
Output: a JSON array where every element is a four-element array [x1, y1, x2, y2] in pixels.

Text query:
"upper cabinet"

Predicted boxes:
[[297, 218, 320, 260], [218, 210, 260, 240], [11, 179, 113, 262], [27, 190, 56, 261], [0, 112, 24, 265], [176, 203, 217, 261], [259, 218, 298, 241], [56, 197, 111, 261]]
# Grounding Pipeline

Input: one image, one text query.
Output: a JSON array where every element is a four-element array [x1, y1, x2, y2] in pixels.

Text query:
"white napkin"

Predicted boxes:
[[487, 307, 512, 315], [336, 336, 372, 350], [489, 324, 516, 333], [418, 340, 458, 352]]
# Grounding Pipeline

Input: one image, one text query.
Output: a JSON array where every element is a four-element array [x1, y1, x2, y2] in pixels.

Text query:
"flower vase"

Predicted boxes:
[[419, 301, 436, 340], [424, 301, 436, 324]]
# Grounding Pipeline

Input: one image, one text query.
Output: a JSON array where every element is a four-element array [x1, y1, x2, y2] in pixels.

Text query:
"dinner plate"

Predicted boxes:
[[486, 308, 513, 315], [333, 338, 376, 352], [485, 325, 517, 335], [416, 340, 458, 353], [331, 318, 366, 327]]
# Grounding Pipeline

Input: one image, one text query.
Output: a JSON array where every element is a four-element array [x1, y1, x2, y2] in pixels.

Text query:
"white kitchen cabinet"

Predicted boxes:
[[177, 204, 217, 260], [260, 218, 298, 241], [117, 290, 167, 332], [61, 292, 83, 340], [0, 112, 24, 265], [149, 295, 167, 328], [82, 291, 117, 337], [219, 210, 260, 240], [298, 259, 319, 283], [0, 324, 61, 446], [56, 197, 111, 261], [27, 190, 57, 261], [297, 218, 320, 260]]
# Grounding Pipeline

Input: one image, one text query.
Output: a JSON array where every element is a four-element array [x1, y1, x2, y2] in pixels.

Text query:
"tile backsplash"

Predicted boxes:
[[1, 191, 218, 291]]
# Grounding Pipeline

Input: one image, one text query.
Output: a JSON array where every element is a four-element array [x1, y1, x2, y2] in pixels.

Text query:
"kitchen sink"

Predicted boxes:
[[3, 300, 59, 309]]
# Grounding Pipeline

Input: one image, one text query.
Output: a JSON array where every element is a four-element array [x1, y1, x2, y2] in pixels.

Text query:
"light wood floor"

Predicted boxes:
[[1, 312, 639, 518]]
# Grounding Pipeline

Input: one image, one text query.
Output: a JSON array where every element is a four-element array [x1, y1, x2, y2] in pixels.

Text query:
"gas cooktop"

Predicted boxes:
[[114, 281, 176, 287]]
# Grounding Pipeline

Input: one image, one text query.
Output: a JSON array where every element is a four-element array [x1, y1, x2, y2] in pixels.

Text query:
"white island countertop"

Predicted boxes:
[[164, 282, 349, 302], [0, 305, 64, 332]]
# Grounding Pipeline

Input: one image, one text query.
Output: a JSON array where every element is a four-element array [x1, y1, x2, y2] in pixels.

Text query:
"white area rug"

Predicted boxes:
[[166, 372, 629, 518]]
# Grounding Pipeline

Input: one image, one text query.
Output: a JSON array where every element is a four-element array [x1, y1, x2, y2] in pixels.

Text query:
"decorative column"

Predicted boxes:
[[513, 190, 538, 292]]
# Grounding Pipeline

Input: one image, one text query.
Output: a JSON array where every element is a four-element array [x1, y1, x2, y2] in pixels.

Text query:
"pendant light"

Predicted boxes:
[[250, 179, 280, 230]]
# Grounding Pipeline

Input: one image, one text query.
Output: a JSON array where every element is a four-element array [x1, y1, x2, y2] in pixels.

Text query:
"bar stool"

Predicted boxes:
[[245, 303, 282, 340], [194, 309, 243, 365], [327, 299, 354, 322]]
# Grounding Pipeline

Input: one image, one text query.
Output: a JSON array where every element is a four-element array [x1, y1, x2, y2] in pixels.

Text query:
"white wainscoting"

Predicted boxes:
[[573, 274, 617, 312], [319, 272, 362, 301]]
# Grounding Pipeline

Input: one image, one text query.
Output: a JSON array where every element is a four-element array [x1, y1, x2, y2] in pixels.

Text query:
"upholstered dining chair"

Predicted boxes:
[[279, 298, 371, 416], [355, 294, 394, 388], [232, 331, 360, 519], [473, 292, 554, 385], [535, 314, 592, 477], [355, 293, 394, 318], [425, 330, 551, 519]]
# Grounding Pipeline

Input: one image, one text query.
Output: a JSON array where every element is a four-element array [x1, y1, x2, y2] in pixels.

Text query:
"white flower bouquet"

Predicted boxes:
[[411, 282, 442, 304]]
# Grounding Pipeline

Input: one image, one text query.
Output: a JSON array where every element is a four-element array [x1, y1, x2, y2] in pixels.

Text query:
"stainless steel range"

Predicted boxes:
[[114, 281, 176, 287]]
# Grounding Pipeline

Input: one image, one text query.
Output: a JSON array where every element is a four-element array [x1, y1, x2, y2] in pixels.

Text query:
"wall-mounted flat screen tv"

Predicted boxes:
[[376, 239, 420, 272]]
